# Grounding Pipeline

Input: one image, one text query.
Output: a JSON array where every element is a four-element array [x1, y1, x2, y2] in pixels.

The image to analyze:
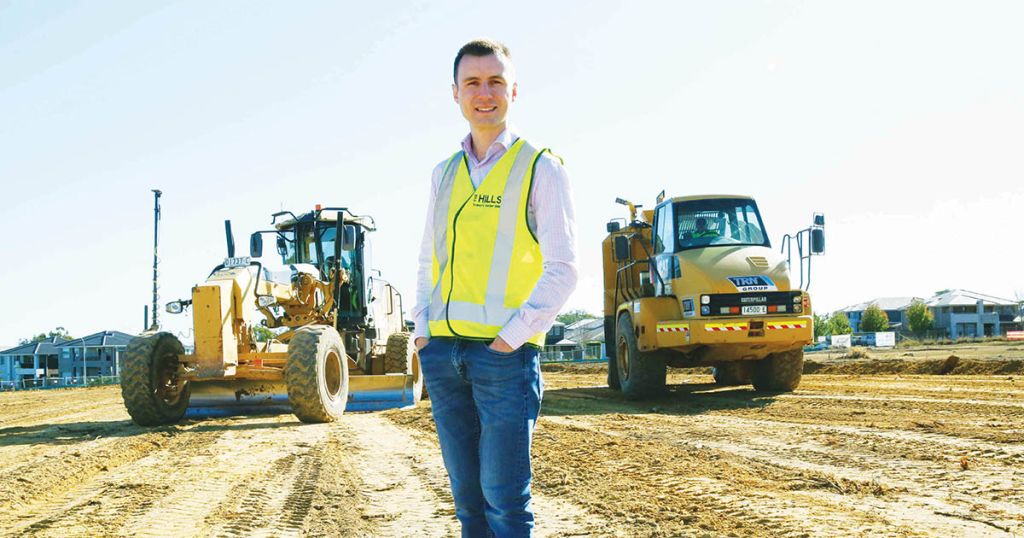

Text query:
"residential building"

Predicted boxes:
[[838, 289, 1022, 338], [0, 337, 69, 383], [543, 318, 606, 360], [57, 330, 135, 378], [839, 297, 922, 332], [927, 290, 1019, 338]]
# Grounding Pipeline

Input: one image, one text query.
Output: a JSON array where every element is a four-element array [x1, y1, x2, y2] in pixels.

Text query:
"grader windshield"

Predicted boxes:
[[278, 221, 356, 278], [671, 198, 769, 251]]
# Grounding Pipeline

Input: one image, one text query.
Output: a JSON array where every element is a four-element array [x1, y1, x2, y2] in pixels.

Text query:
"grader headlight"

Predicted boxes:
[[165, 300, 186, 314], [257, 295, 277, 308]]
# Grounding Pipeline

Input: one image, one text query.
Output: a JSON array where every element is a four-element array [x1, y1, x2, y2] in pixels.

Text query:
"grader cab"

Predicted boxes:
[[121, 206, 422, 425]]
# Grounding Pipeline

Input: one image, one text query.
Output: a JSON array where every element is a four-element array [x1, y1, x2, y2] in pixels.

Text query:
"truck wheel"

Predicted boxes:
[[605, 315, 621, 390], [751, 349, 803, 392], [384, 332, 423, 403], [616, 314, 666, 400], [120, 332, 190, 426], [712, 361, 752, 386], [286, 325, 349, 423]]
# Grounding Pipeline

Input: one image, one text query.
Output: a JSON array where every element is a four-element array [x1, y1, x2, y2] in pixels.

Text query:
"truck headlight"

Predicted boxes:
[[165, 301, 184, 314], [700, 305, 710, 315], [257, 295, 276, 308], [701, 295, 711, 305]]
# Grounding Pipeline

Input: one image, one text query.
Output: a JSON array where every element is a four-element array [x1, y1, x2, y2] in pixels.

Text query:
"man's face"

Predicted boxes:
[[452, 53, 517, 130]]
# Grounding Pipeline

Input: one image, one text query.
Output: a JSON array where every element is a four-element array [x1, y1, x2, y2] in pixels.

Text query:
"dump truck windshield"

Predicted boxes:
[[674, 198, 769, 251]]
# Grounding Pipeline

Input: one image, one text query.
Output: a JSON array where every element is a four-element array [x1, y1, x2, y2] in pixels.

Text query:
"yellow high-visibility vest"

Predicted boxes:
[[427, 138, 549, 347]]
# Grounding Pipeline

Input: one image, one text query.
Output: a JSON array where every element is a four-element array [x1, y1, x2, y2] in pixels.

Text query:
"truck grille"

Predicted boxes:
[[702, 291, 803, 316]]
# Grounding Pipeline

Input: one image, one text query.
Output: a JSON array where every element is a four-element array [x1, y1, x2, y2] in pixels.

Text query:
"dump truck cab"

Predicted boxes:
[[603, 194, 822, 399]]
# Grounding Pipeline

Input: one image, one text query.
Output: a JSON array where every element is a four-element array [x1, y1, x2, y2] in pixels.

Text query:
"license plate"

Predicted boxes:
[[742, 305, 767, 315], [223, 256, 252, 268]]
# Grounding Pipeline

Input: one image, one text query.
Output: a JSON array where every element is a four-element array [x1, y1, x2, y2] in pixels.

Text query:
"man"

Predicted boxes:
[[412, 39, 577, 537], [690, 217, 719, 238]]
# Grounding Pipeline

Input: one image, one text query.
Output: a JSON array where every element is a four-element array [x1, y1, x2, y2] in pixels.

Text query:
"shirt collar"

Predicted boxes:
[[461, 127, 518, 163]]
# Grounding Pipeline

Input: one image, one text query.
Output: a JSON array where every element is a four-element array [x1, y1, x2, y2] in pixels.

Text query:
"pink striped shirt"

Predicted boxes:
[[412, 129, 578, 349]]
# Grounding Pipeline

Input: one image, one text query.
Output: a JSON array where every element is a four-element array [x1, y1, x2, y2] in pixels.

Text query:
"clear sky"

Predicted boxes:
[[1, 1, 1022, 346]]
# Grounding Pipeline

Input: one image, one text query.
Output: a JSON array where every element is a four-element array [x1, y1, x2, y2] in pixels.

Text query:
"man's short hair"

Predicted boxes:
[[453, 39, 512, 83]]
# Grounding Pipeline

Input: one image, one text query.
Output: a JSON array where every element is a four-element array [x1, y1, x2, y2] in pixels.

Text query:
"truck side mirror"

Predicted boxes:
[[342, 224, 357, 251], [606, 221, 621, 233], [814, 213, 825, 227], [249, 233, 263, 258], [811, 228, 825, 254], [613, 235, 630, 262], [276, 235, 288, 256]]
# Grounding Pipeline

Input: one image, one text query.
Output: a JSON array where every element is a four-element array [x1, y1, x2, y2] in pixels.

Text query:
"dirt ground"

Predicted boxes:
[[2, 347, 1024, 537]]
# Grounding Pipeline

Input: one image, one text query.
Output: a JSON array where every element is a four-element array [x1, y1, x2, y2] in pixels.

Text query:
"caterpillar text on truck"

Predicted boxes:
[[602, 193, 825, 398]]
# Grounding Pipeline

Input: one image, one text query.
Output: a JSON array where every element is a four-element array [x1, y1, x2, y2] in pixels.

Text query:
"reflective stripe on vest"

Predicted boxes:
[[428, 138, 547, 347]]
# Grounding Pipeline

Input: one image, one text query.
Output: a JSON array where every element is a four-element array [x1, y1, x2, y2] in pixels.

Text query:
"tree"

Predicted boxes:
[[813, 313, 830, 338], [252, 325, 277, 343], [860, 304, 890, 332], [828, 312, 852, 335], [905, 300, 934, 335], [19, 326, 74, 345], [556, 309, 598, 325]]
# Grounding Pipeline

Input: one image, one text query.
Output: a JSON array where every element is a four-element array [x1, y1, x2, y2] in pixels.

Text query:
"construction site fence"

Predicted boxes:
[[0, 375, 121, 392], [540, 349, 605, 364]]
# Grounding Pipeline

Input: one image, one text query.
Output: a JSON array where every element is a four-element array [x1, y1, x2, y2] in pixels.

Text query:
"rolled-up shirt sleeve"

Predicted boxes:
[[411, 161, 445, 343], [497, 154, 579, 349]]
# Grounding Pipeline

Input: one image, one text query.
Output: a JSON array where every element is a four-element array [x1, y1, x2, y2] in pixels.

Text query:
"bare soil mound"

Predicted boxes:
[[804, 357, 1024, 376]]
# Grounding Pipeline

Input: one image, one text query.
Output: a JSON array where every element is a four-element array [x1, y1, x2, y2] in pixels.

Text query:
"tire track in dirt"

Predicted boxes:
[[546, 412, 1024, 536], [122, 419, 330, 538]]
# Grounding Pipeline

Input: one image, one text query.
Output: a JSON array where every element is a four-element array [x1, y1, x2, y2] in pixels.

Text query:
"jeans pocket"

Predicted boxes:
[[482, 344, 520, 357]]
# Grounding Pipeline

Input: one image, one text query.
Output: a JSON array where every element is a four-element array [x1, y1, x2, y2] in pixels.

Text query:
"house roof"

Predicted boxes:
[[0, 336, 70, 356], [926, 289, 1017, 307], [566, 318, 603, 331], [840, 297, 922, 313], [56, 330, 135, 348]]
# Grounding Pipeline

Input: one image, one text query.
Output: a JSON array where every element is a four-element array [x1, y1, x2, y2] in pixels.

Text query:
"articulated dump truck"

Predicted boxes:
[[122, 206, 422, 425], [603, 194, 824, 399]]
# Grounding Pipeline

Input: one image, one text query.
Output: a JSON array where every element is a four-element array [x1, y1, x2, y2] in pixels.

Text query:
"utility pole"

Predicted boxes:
[[150, 189, 162, 331]]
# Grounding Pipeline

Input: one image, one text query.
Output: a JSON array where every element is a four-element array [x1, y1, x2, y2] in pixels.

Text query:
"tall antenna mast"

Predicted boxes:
[[150, 189, 162, 331]]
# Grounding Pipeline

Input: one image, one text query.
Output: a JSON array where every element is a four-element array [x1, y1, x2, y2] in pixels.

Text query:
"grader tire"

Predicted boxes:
[[751, 349, 804, 392], [286, 326, 349, 423], [712, 361, 752, 386], [384, 332, 423, 404], [120, 332, 190, 426], [616, 314, 666, 400], [605, 315, 621, 390]]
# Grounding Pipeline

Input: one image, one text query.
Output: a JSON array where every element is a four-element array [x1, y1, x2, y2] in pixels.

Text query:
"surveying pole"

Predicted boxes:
[[150, 189, 162, 331]]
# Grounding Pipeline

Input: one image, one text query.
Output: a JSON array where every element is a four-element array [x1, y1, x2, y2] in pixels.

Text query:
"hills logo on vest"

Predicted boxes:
[[471, 193, 502, 209]]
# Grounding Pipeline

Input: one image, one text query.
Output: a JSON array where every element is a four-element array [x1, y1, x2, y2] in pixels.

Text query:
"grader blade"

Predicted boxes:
[[185, 380, 291, 418], [183, 372, 420, 418], [346, 373, 420, 412]]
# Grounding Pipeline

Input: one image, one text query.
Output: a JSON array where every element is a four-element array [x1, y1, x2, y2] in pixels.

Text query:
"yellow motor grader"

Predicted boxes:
[[121, 206, 422, 425], [602, 194, 824, 399]]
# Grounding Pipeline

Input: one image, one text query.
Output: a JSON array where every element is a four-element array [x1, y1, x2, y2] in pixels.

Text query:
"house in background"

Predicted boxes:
[[57, 330, 135, 378], [838, 289, 1021, 338], [0, 330, 135, 386], [0, 336, 69, 383], [839, 297, 922, 332], [927, 290, 1019, 338], [543, 318, 606, 360]]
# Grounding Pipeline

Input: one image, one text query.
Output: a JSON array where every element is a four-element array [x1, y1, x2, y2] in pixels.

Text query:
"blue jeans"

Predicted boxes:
[[418, 337, 543, 538]]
